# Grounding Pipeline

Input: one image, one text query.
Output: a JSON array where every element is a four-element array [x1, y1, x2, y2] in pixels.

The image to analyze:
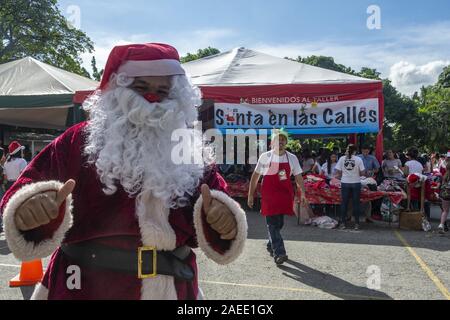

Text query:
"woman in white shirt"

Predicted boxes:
[[335, 144, 365, 230], [402, 148, 423, 176], [321, 153, 338, 179], [4, 141, 27, 191]]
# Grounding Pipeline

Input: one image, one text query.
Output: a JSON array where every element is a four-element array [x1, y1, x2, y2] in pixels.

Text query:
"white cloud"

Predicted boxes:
[[389, 60, 450, 95], [80, 34, 153, 76], [81, 28, 236, 76], [250, 22, 450, 95]]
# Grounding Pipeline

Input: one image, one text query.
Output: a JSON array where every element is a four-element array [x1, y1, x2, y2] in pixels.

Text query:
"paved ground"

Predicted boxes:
[[0, 206, 449, 300]]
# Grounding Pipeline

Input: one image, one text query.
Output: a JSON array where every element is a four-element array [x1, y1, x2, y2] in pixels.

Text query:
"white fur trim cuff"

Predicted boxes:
[[31, 283, 49, 300], [117, 59, 186, 77], [3, 181, 73, 261], [193, 190, 247, 265]]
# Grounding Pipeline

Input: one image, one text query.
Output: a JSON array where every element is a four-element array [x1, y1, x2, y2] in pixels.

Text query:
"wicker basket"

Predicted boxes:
[[399, 211, 423, 230]]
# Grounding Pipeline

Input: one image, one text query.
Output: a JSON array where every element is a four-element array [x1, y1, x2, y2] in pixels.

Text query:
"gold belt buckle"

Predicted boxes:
[[138, 246, 157, 279]]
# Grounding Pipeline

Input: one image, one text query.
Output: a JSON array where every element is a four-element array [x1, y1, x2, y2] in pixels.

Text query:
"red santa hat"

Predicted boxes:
[[8, 141, 25, 155], [407, 173, 426, 186], [99, 43, 186, 90]]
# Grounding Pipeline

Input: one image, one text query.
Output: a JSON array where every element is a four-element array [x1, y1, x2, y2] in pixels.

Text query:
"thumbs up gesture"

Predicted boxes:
[[201, 184, 237, 240], [15, 180, 76, 231]]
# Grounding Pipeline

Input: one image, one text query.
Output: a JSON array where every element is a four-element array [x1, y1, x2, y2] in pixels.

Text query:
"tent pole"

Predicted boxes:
[[375, 88, 385, 163], [31, 140, 35, 158], [0, 124, 4, 148]]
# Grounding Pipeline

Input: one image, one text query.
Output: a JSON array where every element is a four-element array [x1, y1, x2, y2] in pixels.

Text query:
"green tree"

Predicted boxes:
[[0, 0, 94, 77], [417, 83, 450, 152], [357, 67, 381, 80], [437, 65, 450, 88], [91, 56, 103, 81], [289, 55, 426, 151], [286, 55, 356, 75], [286, 139, 302, 153], [181, 47, 220, 63]]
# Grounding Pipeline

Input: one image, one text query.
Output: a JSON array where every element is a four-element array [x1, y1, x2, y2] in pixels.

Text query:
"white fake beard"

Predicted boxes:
[[83, 86, 208, 210]]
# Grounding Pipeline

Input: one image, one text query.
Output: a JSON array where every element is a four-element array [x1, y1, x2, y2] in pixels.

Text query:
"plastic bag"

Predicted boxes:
[[422, 218, 432, 232], [295, 201, 314, 225], [311, 216, 338, 229], [380, 197, 401, 222]]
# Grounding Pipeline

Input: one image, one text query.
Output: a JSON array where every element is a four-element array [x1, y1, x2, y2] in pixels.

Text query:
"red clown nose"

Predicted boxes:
[[144, 93, 162, 103]]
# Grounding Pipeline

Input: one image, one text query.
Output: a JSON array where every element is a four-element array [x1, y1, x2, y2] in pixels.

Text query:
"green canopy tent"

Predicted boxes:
[[0, 56, 98, 130]]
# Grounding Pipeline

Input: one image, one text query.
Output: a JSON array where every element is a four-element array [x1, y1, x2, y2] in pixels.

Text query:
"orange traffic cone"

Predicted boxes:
[[9, 260, 43, 287]]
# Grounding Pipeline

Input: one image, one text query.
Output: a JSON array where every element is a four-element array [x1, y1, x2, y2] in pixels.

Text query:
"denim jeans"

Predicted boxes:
[[266, 215, 286, 257], [340, 182, 362, 224]]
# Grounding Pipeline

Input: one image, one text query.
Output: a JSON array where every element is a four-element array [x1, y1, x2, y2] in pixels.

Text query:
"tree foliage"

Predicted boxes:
[[416, 83, 450, 152], [286, 55, 449, 152], [286, 55, 356, 75], [437, 65, 450, 88], [90, 56, 103, 81], [0, 0, 94, 77], [180, 47, 220, 63]]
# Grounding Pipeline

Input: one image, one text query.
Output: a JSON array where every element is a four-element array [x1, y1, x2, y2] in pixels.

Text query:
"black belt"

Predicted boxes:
[[60, 242, 194, 281]]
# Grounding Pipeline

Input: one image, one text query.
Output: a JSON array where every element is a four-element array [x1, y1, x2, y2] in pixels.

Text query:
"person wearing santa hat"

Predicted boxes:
[[3, 141, 27, 192], [0, 43, 247, 300], [407, 173, 434, 221]]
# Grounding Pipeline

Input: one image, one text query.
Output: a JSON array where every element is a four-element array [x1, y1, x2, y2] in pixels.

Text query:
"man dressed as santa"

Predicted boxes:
[[0, 43, 247, 300]]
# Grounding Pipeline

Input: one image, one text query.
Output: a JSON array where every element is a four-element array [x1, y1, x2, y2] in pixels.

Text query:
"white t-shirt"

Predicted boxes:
[[4, 158, 27, 181], [335, 155, 365, 183], [405, 160, 423, 175], [255, 150, 303, 176], [315, 162, 322, 174], [321, 162, 337, 179]]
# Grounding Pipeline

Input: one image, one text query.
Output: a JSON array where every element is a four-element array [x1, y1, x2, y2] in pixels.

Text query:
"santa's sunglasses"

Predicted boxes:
[[129, 79, 170, 102]]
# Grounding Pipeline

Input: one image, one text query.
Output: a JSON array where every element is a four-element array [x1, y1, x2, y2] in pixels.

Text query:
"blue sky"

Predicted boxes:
[[58, 0, 450, 95]]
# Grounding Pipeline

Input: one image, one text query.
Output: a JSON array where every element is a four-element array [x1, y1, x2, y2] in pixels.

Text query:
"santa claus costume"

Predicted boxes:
[[0, 43, 247, 300]]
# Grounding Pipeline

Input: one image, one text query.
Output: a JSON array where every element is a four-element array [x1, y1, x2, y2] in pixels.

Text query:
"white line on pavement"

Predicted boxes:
[[0, 263, 21, 268]]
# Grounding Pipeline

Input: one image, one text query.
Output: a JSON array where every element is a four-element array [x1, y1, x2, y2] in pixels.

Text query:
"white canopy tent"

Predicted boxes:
[[0, 56, 98, 130], [181, 47, 384, 161], [183, 47, 376, 85]]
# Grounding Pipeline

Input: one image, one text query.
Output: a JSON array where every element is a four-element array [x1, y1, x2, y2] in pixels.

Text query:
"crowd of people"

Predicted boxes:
[[315, 146, 448, 232], [302, 145, 449, 232], [291, 145, 449, 180], [231, 140, 450, 237], [242, 129, 449, 265]]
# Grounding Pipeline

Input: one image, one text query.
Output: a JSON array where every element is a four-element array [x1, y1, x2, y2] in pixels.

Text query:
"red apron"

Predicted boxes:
[[261, 154, 295, 216]]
